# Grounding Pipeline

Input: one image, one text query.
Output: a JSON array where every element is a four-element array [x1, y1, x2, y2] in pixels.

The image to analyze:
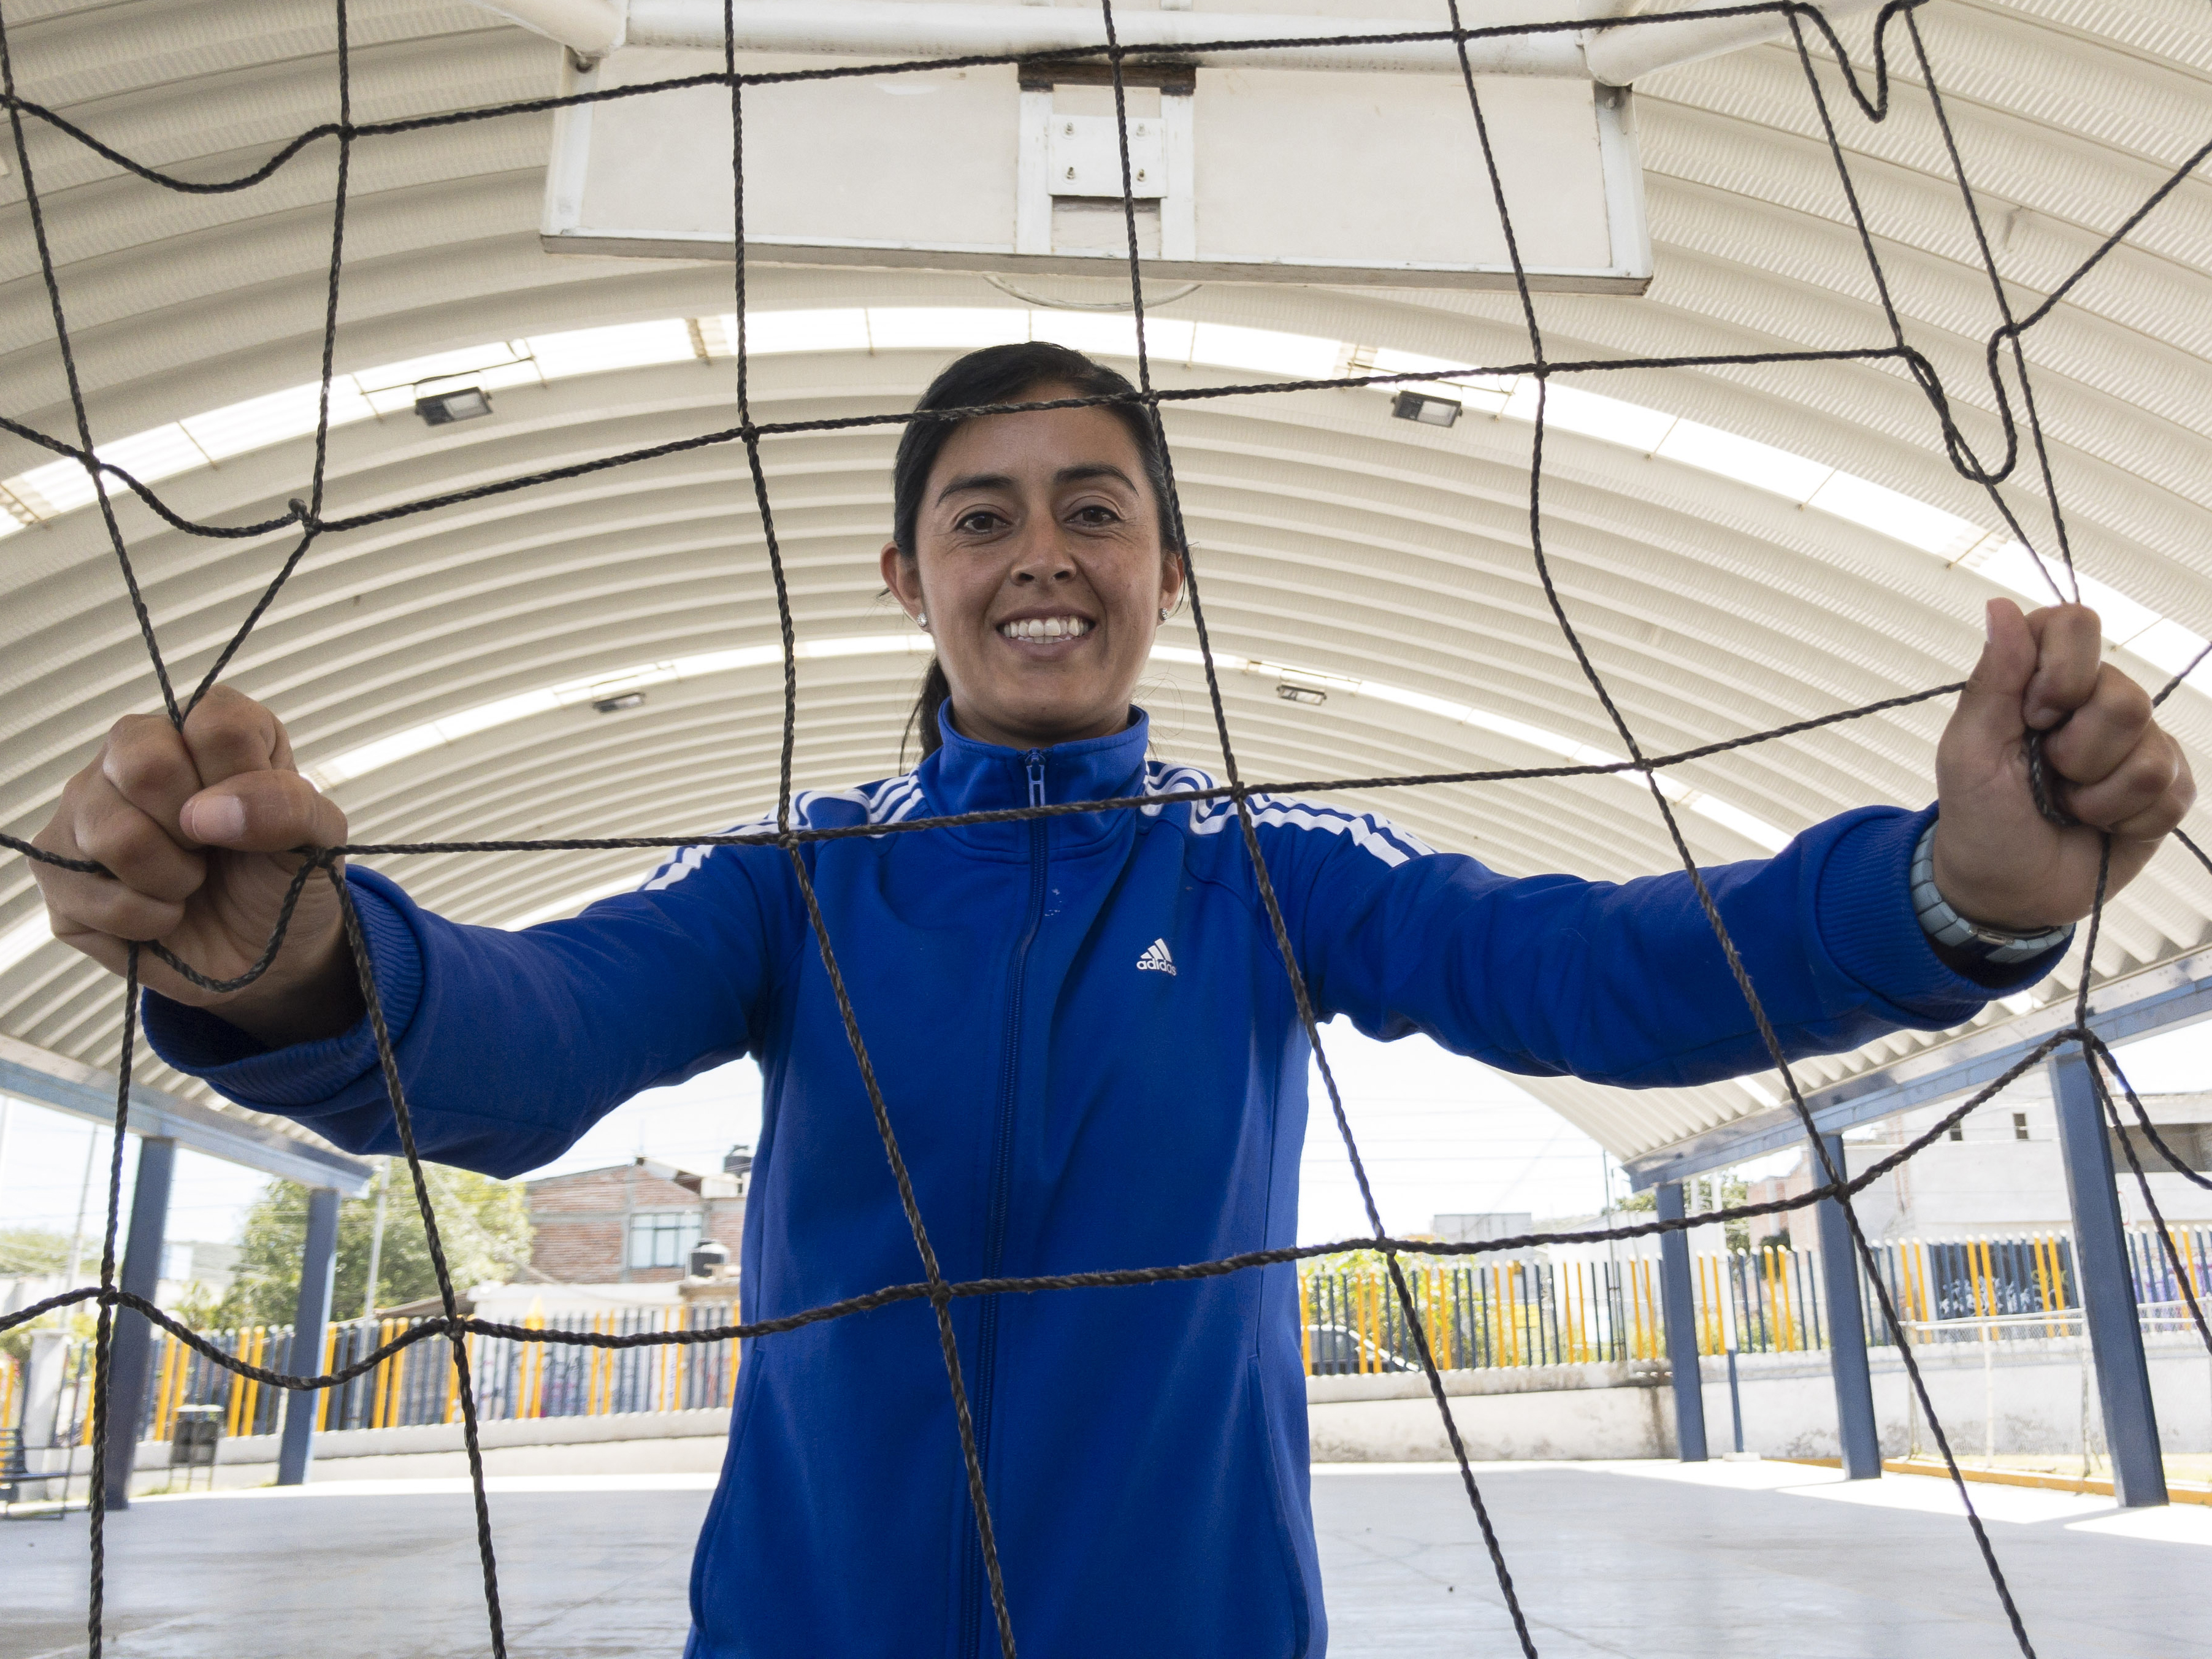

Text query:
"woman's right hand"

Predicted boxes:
[[30, 684, 364, 1048]]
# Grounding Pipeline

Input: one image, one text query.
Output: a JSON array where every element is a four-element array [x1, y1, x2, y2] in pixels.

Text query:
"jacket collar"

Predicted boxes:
[[918, 705, 1152, 854]]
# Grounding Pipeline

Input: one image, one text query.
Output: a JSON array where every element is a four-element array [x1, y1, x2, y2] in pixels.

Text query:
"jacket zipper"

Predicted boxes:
[[963, 749, 1050, 1658]]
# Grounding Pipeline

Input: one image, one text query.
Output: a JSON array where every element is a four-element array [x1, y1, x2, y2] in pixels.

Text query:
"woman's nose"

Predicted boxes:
[[1009, 528, 1075, 583]]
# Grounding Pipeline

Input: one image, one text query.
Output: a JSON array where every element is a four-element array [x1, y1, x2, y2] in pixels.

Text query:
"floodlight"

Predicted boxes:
[[415, 386, 494, 425], [1276, 683, 1326, 706], [1391, 391, 1461, 427]]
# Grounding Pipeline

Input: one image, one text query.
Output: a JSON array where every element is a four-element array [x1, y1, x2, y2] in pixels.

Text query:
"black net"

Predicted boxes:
[[2, 2, 2209, 1656]]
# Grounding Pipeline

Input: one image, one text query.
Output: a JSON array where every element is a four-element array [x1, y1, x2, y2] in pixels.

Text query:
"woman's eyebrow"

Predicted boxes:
[[934, 463, 1136, 505], [934, 471, 1014, 505], [1054, 464, 1138, 491]]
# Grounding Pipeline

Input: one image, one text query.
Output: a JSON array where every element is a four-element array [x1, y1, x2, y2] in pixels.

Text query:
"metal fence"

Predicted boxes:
[[1299, 1224, 2211, 1376], [12, 1222, 2210, 1430], [33, 1300, 743, 1447], [1299, 1257, 1666, 1373]]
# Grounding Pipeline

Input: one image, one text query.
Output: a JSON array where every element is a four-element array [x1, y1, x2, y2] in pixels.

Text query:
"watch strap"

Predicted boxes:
[[1910, 821, 2074, 967]]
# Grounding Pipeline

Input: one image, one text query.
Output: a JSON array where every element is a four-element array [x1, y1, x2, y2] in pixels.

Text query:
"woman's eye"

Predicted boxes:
[[1072, 504, 1121, 527], [955, 510, 1003, 534]]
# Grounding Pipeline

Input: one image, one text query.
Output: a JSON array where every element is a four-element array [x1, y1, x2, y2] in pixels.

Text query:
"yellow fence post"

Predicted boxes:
[[148, 1333, 180, 1444], [1298, 1275, 1314, 1374], [317, 1325, 339, 1431], [371, 1319, 396, 1430]]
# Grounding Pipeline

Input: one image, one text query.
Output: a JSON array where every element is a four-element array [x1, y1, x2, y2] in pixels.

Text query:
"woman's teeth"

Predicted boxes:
[[1000, 617, 1095, 642]]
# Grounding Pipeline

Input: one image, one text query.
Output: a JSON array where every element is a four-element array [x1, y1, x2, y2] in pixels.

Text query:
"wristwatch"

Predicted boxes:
[[1911, 821, 2074, 966]]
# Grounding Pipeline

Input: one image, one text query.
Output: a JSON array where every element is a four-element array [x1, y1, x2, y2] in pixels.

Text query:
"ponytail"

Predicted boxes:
[[903, 657, 954, 765]]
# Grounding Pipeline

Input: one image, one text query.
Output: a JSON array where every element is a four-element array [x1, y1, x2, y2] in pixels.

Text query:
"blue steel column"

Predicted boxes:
[[1655, 1181, 1708, 1462], [103, 1134, 177, 1511], [1814, 1133, 1880, 1479], [2049, 1048, 2167, 1506], [277, 1186, 343, 1487]]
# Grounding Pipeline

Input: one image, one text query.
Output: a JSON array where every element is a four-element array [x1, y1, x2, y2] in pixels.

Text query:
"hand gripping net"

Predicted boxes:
[[2, 3, 2210, 1655]]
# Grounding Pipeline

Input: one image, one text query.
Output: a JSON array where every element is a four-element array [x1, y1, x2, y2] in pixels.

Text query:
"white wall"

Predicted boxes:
[[40, 1334, 2210, 1493], [1843, 1078, 2212, 1242], [1307, 1334, 2212, 1463]]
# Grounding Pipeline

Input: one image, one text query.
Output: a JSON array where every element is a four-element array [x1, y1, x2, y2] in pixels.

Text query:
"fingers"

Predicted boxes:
[[1947, 597, 2040, 756], [179, 683, 294, 788], [31, 818, 192, 946], [29, 684, 343, 983], [2065, 725, 2194, 841], [182, 767, 346, 854], [2011, 600, 2195, 840], [74, 781, 204, 906], [2019, 603, 2103, 730], [34, 720, 207, 943], [100, 710, 205, 841], [159, 685, 339, 852], [2042, 662, 2152, 789], [31, 807, 192, 943]]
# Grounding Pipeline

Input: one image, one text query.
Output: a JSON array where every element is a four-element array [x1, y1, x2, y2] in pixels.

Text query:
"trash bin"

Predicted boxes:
[[169, 1405, 221, 1490]]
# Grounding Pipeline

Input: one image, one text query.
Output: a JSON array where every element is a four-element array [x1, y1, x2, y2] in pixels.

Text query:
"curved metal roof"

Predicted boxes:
[[1, 0, 2206, 1168]]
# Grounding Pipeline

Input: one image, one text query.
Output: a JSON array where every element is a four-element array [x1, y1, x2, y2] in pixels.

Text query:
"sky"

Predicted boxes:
[[6, 1016, 2208, 1266]]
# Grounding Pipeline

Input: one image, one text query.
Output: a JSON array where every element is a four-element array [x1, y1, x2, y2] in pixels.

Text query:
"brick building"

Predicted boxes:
[[526, 1150, 751, 1285]]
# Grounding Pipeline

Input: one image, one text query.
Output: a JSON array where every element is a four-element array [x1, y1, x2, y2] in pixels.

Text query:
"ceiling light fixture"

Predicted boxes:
[[1391, 389, 1461, 427], [592, 692, 646, 714], [1276, 683, 1326, 705], [415, 386, 494, 426]]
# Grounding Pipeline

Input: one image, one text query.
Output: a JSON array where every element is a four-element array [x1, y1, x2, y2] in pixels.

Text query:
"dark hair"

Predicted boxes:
[[894, 342, 1181, 761]]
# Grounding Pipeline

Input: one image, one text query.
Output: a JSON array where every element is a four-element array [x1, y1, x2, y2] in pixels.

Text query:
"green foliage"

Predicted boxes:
[[0, 1230, 78, 1361], [1609, 1178, 1754, 1251], [216, 1163, 533, 1327], [1299, 1244, 1479, 1276], [1713, 1176, 1755, 1254], [0, 1226, 71, 1275]]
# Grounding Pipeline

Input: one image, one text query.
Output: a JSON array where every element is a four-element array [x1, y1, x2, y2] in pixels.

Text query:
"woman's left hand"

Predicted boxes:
[[1930, 599, 2194, 930]]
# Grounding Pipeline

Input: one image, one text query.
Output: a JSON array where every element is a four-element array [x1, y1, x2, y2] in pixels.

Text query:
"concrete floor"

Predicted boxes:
[[5, 1462, 2208, 1658]]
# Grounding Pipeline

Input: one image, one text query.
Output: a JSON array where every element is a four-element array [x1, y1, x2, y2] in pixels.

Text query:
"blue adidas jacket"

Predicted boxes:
[[147, 708, 2046, 1658]]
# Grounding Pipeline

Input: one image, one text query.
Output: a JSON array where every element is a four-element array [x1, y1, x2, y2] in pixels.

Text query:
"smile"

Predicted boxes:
[[997, 616, 1096, 642]]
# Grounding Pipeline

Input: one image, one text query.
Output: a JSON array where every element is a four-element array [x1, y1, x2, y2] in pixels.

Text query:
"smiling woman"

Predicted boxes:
[[26, 341, 2193, 1658], [878, 343, 1185, 757]]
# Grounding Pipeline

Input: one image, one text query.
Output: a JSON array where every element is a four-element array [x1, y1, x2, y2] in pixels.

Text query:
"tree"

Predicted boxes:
[[1609, 1178, 1755, 1252], [0, 1226, 71, 1276], [217, 1164, 533, 1327]]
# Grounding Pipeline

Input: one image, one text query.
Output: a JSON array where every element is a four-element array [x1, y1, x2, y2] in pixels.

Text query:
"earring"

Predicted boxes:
[[917, 613, 929, 631], [1158, 607, 1171, 623]]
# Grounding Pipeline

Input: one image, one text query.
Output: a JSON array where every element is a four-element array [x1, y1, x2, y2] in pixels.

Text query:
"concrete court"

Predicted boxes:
[[4, 1462, 2207, 1658]]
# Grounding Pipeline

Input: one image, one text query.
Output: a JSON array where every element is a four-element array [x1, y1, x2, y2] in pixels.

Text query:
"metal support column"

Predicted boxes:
[[2049, 1048, 2167, 1506], [1814, 1133, 1880, 1479], [277, 1186, 342, 1487], [102, 1134, 176, 1512], [1655, 1181, 1707, 1462]]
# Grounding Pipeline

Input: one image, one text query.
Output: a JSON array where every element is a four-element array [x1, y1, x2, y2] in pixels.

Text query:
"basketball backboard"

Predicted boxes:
[[531, 1, 1656, 292]]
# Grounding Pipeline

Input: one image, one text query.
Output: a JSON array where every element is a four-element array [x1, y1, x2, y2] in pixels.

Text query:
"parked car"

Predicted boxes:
[[1301, 1322, 1417, 1374]]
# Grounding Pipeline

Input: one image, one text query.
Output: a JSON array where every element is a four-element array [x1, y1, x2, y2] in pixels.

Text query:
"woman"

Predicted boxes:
[[33, 342, 2191, 1657]]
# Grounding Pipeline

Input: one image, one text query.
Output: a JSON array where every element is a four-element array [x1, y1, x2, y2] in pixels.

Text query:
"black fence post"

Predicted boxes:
[[277, 1186, 342, 1486], [1656, 1181, 1708, 1461], [103, 1134, 177, 1511], [1815, 1133, 1880, 1479], [2049, 1048, 2167, 1507]]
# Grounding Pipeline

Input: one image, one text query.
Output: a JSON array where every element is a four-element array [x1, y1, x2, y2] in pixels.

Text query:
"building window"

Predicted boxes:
[[627, 1210, 702, 1270], [2013, 1112, 2030, 1141]]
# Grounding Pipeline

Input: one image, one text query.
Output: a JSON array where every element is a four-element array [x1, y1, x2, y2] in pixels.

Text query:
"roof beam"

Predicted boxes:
[[0, 1034, 375, 1195], [1622, 946, 2212, 1189], [475, 0, 1880, 82]]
